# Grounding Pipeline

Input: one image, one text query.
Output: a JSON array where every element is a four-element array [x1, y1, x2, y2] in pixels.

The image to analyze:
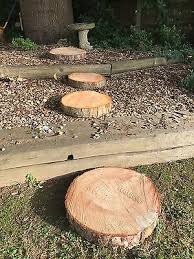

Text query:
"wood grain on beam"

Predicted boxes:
[[0, 144, 193, 187], [0, 130, 193, 171]]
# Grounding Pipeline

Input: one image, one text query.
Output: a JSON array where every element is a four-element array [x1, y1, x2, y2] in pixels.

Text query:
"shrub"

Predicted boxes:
[[154, 24, 185, 49], [91, 22, 153, 50], [151, 24, 194, 62], [12, 37, 38, 50], [91, 21, 131, 49], [128, 26, 153, 51], [158, 46, 194, 62], [181, 70, 194, 92], [72, 0, 193, 53]]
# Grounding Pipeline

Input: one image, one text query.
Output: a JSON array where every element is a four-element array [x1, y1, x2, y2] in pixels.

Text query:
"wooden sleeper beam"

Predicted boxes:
[[0, 129, 194, 187], [0, 57, 178, 79], [0, 145, 193, 187]]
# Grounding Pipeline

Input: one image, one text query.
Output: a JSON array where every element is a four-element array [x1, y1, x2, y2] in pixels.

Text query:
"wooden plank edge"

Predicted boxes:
[[1, 129, 194, 170], [0, 64, 112, 79], [0, 144, 193, 188], [0, 57, 178, 79], [111, 57, 177, 74]]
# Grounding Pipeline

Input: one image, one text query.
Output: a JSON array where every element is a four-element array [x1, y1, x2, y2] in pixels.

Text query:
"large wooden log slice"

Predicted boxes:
[[60, 91, 112, 118], [65, 168, 161, 248], [49, 47, 86, 61], [68, 73, 106, 89]]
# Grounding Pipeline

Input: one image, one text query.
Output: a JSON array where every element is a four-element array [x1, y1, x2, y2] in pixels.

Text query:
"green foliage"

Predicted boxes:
[[1, 0, 193, 57], [154, 25, 185, 49], [12, 37, 38, 50], [91, 21, 190, 54], [181, 70, 194, 92], [0, 246, 29, 259], [91, 21, 131, 49], [25, 173, 42, 188], [157, 46, 194, 62], [73, 0, 192, 55], [91, 23, 153, 50], [151, 24, 194, 62], [128, 26, 153, 51]]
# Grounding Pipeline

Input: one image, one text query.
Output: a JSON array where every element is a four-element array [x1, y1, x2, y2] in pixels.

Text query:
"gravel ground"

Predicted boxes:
[[0, 45, 193, 131], [0, 44, 152, 66]]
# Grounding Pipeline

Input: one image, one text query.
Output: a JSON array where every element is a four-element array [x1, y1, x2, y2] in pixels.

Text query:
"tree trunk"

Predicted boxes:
[[135, 0, 142, 30], [19, 0, 74, 44]]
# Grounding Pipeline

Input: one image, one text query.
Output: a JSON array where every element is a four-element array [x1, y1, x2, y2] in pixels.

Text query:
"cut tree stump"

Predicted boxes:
[[68, 72, 106, 89], [49, 47, 86, 61], [65, 168, 161, 248], [60, 91, 112, 118]]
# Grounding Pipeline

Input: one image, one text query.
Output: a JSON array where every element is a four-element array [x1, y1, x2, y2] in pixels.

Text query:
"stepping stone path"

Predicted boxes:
[[48, 46, 112, 118], [65, 168, 161, 248], [49, 47, 86, 61], [68, 72, 106, 89], [60, 91, 112, 118]]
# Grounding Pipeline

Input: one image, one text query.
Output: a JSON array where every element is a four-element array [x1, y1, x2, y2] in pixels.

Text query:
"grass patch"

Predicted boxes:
[[0, 159, 194, 259]]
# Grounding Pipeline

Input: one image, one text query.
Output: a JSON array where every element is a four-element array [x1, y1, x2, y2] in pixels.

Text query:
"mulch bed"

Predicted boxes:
[[0, 44, 193, 135]]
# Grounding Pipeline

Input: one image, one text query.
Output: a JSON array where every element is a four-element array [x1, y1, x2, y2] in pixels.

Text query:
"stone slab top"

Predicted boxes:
[[67, 23, 95, 31]]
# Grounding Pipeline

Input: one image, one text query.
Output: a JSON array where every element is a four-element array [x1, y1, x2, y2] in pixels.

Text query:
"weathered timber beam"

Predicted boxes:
[[0, 64, 112, 79], [0, 145, 193, 187], [0, 129, 193, 171], [111, 57, 176, 74], [0, 57, 178, 79]]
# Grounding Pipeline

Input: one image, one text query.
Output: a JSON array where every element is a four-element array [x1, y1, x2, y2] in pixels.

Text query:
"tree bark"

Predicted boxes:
[[135, 0, 142, 30], [19, 0, 74, 43]]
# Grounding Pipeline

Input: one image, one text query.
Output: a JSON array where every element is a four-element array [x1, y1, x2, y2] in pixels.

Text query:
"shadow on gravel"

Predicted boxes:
[[38, 52, 50, 59], [44, 95, 63, 114], [30, 171, 87, 230]]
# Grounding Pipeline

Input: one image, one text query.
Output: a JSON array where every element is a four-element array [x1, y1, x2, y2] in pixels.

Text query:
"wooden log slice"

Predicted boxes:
[[65, 168, 161, 248], [49, 47, 86, 61], [68, 73, 106, 89], [60, 91, 112, 118]]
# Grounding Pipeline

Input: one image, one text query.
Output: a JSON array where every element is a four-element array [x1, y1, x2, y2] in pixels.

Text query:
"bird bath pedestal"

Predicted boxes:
[[67, 23, 95, 50]]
